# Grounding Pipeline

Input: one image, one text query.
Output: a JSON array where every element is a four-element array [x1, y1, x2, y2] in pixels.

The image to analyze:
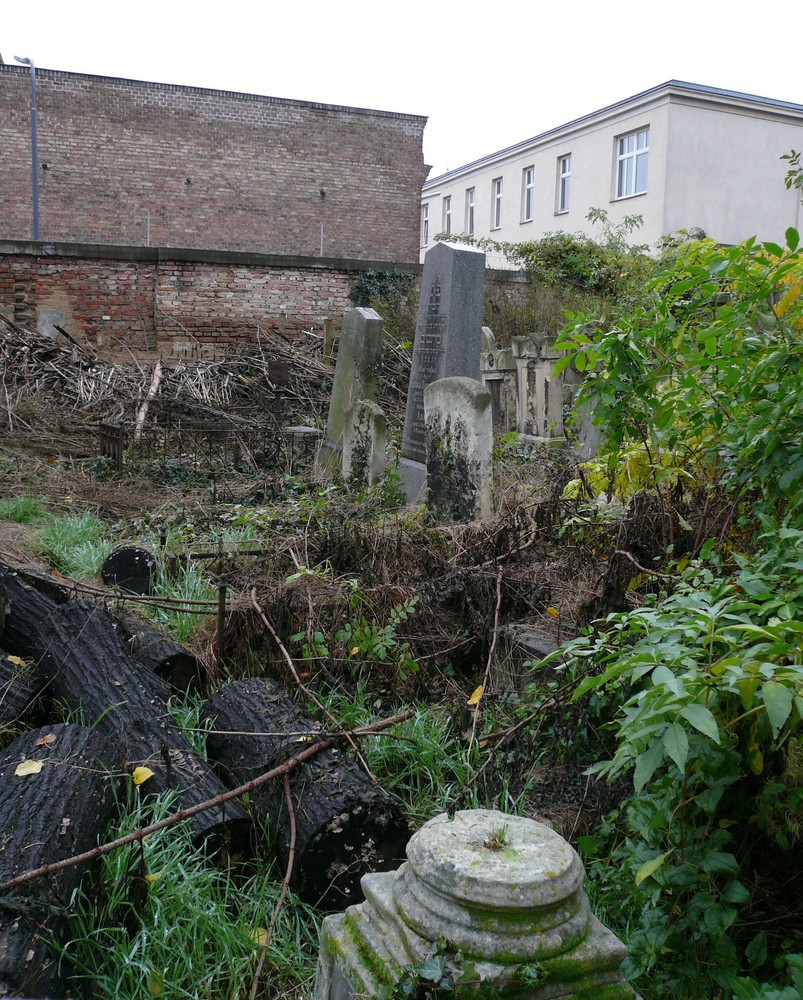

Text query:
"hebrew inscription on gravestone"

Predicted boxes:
[[400, 242, 485, 502]]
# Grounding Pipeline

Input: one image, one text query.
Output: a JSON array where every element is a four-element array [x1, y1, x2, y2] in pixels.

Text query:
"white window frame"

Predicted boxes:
[[465, 187, 475, 235], [616, 126, 649, 198], [442, 195, 452, 236], [557, 154, 571, 214], [421, 203, 429, 246], [521, 165, 534, 223], [491, 177, 503, 230]]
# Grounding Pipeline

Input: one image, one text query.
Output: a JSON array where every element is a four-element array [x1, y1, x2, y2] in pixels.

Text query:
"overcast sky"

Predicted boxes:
[[4, 1, 802, 179]]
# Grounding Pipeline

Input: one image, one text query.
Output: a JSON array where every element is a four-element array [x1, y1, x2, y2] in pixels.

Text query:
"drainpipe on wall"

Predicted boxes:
[[14, 55, 40, 241]]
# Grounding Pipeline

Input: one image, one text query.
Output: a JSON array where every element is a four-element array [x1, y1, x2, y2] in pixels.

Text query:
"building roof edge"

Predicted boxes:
[[424, 79, 803, 189]]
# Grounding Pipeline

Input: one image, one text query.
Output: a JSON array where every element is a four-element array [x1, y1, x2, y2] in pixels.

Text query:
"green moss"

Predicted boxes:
[[342, 912, 400, 989]]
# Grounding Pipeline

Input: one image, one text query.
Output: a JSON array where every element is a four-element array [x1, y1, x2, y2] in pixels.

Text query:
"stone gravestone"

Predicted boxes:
[[315, 809, 635, 1000], [316, 308, 384, 478], [342, 400, 386, 487], [424, 377, 493, 522], [400, 242, 486, 502], [480, 326, 517, 434]]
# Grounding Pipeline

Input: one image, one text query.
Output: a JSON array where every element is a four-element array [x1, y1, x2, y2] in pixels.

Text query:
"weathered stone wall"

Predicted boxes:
[[0, 241, 422, 354], [1, 242, 526, 357], [0, 65, 427, 262]]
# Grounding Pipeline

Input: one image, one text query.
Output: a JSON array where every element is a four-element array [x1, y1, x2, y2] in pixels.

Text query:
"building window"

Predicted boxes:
[[557, 155, 571, 214], [465, 187, 475, 235], [492, 177, 503, 230], [522, 165, 534, 222], [616, 126, 649, 198], [421, 204, 429, 246], [442, 195, 452, 236]]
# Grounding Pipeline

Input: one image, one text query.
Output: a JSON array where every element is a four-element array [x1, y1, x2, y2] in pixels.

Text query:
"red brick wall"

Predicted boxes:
[[0, 243, 424, 355], [0, 66, 427, 263]]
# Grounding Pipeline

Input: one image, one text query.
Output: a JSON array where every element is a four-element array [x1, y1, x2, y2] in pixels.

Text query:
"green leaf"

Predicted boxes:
[[745, 930, 767, 968], [663, 722, 689, 773], [720, 880, 750, 904], [679, 704, 721, 744], [633, 739, 664, 793], [761, 680, 794, 738], [701, 851, 740, 876], [635, 851, 669, 885], [786, 227, 800, 252]]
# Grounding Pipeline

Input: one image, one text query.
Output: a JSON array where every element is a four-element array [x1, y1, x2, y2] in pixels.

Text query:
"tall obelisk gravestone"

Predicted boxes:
[[400, 241, 486, 502]]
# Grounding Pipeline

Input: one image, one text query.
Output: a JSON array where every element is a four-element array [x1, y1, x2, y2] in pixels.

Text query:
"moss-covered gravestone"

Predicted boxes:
[[317, 308, 384, 478], [424, 377, 492, 523], [315, 809, 635, 999]]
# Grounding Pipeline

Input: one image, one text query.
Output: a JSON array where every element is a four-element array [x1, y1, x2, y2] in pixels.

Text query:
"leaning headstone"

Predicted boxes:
[[316, 308, 384, 478], [315, 809, 635, 1000], [342, 400, 387, 487], [400, 242, 486, 502], [424, 377, 493, 522]]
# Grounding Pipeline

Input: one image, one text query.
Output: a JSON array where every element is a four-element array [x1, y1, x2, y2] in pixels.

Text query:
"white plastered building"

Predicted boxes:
[[420, 81, 803, 267]]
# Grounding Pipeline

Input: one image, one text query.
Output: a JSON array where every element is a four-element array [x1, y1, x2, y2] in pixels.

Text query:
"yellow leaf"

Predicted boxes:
[[546, 607, 560, 618], [251, 927, 268, 947], [295, 734, 314, 743], [350, 646, 361, 656], [6, 655, 26, 668], [635, 852, 669, 885], [145, 872, 161, 883], [35, 733, 57, 747], [15, 759, 44, 777], [147, 970, 163, 996], [132, 766, 155, 786], [466, 685, 484, 707]]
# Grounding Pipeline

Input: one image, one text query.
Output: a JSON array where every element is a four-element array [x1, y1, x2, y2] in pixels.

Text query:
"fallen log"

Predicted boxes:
[[0, 723, 122, 998], [122, 618, 206, 696], [0, 565, 68, 659], [36, 601, 251, 855], [202, 677, 410, 909], [0, 652, 45, 730], [100, 545, 158, 595]]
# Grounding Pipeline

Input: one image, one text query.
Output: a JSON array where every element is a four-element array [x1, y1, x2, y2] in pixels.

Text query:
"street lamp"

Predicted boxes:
[[14, 55, 40, 241]]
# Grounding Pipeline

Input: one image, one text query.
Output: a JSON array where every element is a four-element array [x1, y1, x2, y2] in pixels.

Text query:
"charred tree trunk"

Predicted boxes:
[[0, 652, 45, 729], [202, 677, 409, 910], [36, 602, 251, 855], [0, 564, 68, 662], [121, 617, 206, 696], [0, 723, 122, 998]]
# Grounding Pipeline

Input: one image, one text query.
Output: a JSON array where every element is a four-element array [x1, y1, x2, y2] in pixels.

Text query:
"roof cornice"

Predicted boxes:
[[0, 63, 427, 125], [424, 80, 803, 188]]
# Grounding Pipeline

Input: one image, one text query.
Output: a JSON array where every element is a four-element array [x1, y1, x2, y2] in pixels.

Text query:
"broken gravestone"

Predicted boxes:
[[400, 242, 486, 502], [315, 809, 635, 1000], [316, 308, 384, 478], [424, 377, 492, 522]]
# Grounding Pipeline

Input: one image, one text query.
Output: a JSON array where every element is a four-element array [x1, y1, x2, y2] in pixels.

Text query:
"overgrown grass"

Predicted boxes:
[[147, 559, 217, 646], [36, 510, 113, 578], [315, 681, 523, 824], [63, 793, 319, 1000], [0, 493, 45, 524]]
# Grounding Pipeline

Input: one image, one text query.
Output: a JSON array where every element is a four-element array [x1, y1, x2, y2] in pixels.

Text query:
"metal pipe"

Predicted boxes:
[[14, 55, 40, 240]]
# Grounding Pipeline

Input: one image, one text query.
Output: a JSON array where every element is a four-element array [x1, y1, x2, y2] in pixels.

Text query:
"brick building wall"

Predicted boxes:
[[0, 242, 527, 359], [0, 242, 424, 355], [0, 66, 427, 262]]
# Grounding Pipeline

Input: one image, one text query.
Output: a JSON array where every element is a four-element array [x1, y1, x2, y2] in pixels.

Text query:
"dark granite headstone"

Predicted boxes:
[[400, 242, 486, 501]]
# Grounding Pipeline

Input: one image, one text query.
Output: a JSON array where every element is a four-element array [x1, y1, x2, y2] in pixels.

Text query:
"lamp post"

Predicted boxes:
[[14, 55, 40, 241]]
